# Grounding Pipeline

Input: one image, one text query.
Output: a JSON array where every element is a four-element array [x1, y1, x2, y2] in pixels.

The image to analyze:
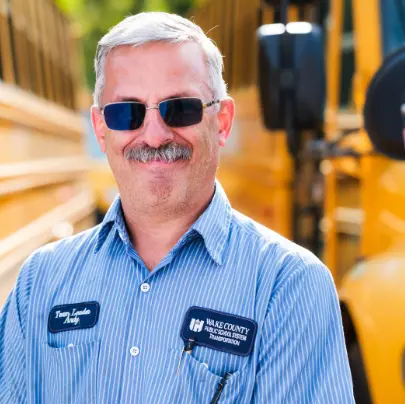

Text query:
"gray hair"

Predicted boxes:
[[93, 12, 228, 107]]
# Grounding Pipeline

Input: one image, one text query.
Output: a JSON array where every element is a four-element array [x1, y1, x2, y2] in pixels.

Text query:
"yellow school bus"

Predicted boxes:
[[193, 0, 405, 402], [0, 0, 94, 305]]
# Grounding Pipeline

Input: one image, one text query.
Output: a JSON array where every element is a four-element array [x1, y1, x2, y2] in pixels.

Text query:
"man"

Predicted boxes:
[[0, 12, 354, 403]]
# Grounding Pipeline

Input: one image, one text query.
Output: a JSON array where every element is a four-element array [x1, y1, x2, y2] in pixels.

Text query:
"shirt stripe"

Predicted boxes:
[[0, 181, 354, 403]]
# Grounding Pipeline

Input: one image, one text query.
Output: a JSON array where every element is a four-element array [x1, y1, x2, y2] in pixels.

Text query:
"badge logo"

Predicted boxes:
[[181, 306, 258, 357], [190, 318, 204, 332]]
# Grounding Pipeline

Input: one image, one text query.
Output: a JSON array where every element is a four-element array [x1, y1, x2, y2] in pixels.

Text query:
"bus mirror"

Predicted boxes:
[[363, 46, 405, 160], [257, 22, 325, 133]]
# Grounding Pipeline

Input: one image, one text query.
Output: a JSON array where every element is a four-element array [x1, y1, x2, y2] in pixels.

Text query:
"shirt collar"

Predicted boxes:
[[190, 181, 232, 265], [94, 195, 123, 253], [94, 180, 232, 265]]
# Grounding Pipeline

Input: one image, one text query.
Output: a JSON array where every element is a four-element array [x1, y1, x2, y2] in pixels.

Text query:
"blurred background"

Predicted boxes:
[[1, 0, 405, 402]]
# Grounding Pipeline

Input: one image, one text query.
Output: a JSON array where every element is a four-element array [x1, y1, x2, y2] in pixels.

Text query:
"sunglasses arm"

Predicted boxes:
[[203, 100, 221, 109]]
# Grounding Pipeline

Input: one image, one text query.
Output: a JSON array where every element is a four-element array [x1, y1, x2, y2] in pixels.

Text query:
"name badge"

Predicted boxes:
[[181, 306, 257, 356], [48, 301, 100, 334]]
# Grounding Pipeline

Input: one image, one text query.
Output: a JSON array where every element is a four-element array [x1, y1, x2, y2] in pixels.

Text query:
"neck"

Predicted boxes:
[[119, 182, 215, 270]]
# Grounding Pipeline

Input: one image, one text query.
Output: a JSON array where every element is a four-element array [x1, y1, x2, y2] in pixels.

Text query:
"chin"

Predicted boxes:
[[147, 181, 174, 199]]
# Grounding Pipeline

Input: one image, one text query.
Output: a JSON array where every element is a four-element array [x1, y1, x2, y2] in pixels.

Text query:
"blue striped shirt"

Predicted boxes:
[[0, 182, 354, 403]]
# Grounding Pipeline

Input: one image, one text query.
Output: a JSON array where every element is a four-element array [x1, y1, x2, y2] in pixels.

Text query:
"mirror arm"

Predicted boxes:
[[280, 0, 289, 25], [303, 139, 362, 159]]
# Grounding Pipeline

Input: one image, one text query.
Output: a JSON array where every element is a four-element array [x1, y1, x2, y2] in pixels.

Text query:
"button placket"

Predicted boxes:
[[140, 282, 150, 293], [130, 346, 140, 357]]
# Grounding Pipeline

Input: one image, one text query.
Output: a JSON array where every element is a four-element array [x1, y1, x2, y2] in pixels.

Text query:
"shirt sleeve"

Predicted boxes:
[[0, 253, 37, 404], [251, 255, 355, 403]]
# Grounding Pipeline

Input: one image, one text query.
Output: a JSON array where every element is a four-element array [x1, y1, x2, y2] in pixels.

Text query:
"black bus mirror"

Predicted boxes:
[[257, 22, 325, 140], [363, 46, 405, 160]]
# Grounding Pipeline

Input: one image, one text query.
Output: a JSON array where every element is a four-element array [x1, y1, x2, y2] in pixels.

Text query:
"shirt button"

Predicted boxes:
[[140, 283, 150, 293], [130, 346, 140, 357]]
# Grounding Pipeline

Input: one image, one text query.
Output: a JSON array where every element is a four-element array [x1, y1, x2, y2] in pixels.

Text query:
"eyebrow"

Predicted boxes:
[[113, 92, 198, 104], [115, 96, 143, 103]]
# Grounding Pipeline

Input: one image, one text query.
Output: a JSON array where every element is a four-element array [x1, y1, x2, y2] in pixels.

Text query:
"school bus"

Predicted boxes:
[[193, 0, 405, 402], [0, 0, 94, 305]]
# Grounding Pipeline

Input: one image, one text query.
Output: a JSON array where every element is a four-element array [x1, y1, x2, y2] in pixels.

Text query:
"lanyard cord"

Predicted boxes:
[[210, 373, 232, 404]]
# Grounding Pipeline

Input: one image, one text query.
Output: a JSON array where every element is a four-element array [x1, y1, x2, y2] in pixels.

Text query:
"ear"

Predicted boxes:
[[91, 105, 107, 153], [217, 97, 235, 147]]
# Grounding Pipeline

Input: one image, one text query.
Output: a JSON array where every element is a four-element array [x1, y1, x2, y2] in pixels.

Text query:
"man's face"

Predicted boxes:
[[92, 42, 234, 215]]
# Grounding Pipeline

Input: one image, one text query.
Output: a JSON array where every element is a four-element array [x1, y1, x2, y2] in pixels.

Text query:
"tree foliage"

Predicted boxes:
[[56, 0, 203, 90]]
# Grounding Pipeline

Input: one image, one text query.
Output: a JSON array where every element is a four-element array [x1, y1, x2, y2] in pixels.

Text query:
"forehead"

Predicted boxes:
[[102, 42, 212, 104]]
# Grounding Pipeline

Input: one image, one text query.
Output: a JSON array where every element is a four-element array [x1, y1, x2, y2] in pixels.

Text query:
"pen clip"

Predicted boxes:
[[176, 338, 196, 376]]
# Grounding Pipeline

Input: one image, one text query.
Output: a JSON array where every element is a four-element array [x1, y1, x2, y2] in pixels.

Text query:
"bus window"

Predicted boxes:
[[339, 0, 355, 108], [380, 0, 405, 56]]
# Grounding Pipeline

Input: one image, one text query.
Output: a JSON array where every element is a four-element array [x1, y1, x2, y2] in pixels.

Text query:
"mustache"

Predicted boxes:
[[124, 142, 192, 163]]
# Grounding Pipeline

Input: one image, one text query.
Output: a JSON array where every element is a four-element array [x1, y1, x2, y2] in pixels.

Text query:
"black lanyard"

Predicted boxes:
[[210, 372, 232, 404]]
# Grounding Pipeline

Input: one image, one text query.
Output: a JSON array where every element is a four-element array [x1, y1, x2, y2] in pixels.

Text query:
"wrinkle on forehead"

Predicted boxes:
[[102, 42, 214, 105]]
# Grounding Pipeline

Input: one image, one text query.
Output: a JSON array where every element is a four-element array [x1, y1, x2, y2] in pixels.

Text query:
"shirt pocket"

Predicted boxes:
[[43, 339, 100, 404], [170, 349, 248, 404]]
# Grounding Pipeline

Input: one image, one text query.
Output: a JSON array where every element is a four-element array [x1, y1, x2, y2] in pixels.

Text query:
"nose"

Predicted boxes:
[[140, 107, 174, 148]]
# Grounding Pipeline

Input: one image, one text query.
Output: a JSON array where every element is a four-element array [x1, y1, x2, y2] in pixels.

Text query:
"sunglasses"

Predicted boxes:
[[100, 97, 220, 131]]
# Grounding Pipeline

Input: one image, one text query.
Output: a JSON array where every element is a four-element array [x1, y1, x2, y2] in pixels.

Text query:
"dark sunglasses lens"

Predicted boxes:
[[104, 103, 146, 131], [159, 98, 203, 127]]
